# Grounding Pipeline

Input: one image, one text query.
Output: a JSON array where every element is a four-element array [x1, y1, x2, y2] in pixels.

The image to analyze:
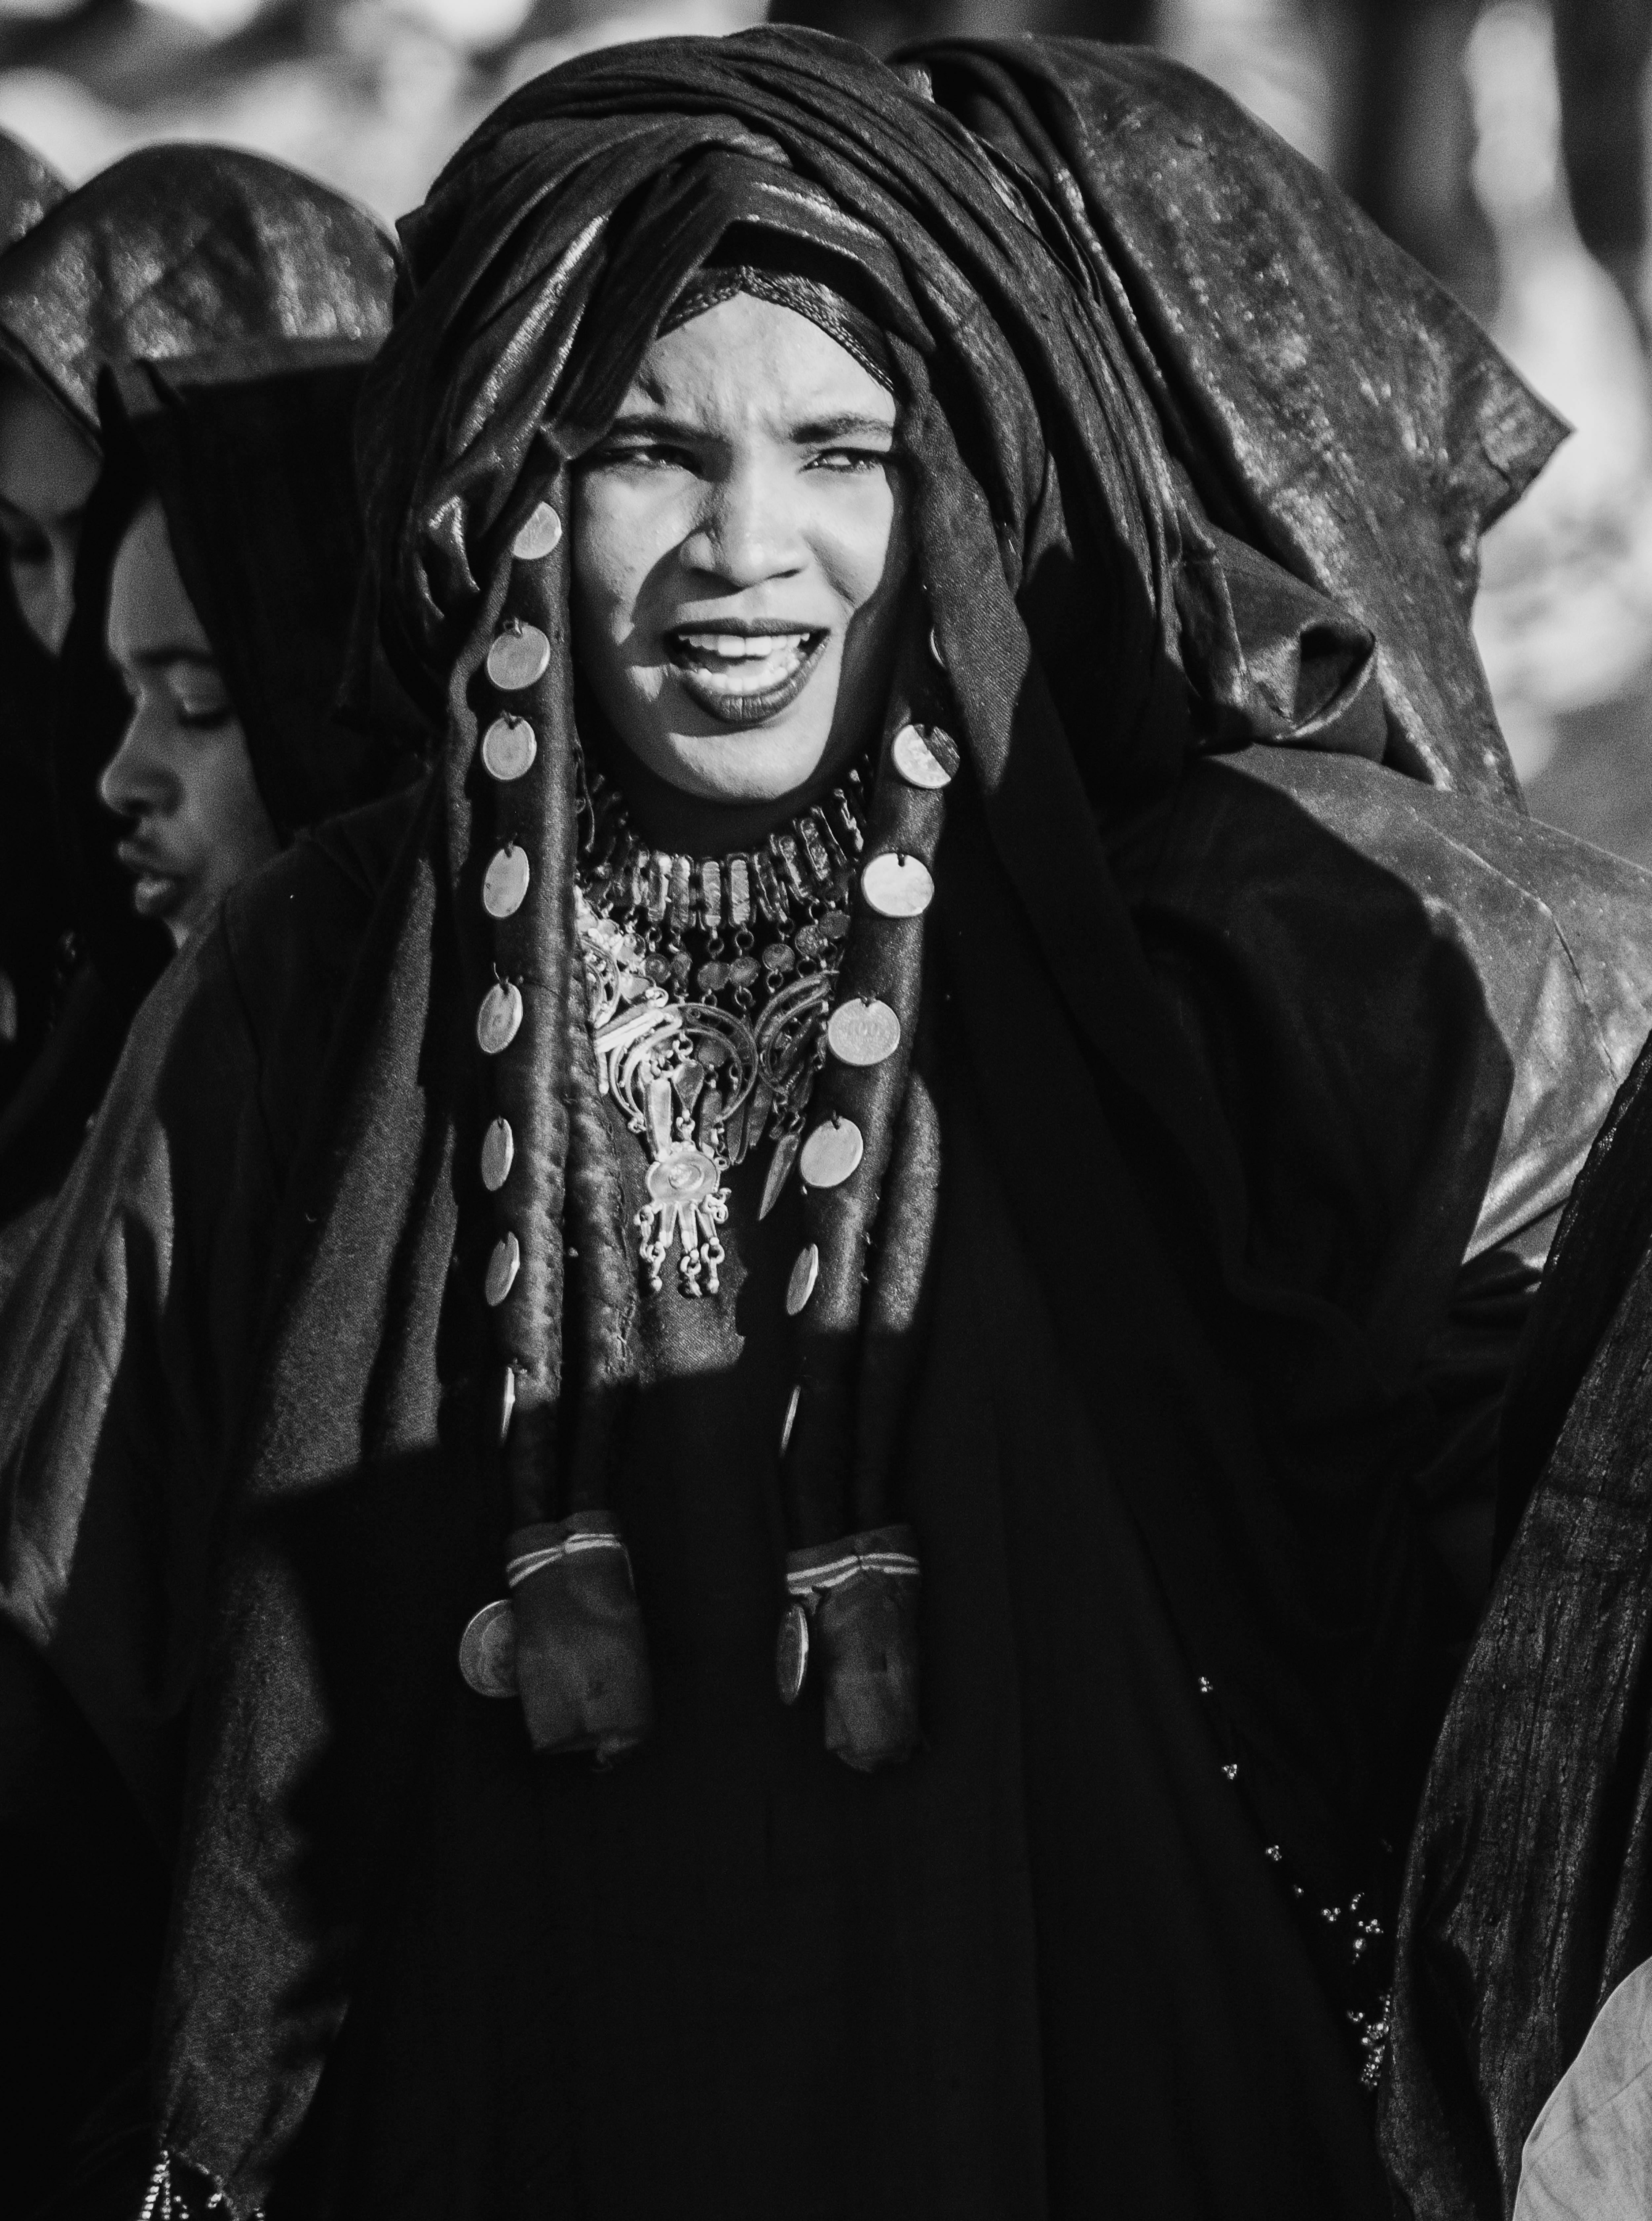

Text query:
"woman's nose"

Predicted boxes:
[[680, 463, 804, 586], [98, 709, 175, 820]]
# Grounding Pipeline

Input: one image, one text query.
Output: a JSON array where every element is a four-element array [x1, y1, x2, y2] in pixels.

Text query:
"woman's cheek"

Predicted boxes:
[[813, 484, 900, 614], [574, 482, 664, 624]]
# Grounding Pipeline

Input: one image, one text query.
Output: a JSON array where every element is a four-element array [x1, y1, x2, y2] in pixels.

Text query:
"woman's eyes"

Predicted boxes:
[[170, 676, 236, 731], [175, 702, 236, 733], [1, 525, 50, 566], [594, 441, 695, 471], [803, 446, 892, 475], [0, 509, 81, 565], [121, 673, 235, 732], [594, 442, 891, 475]]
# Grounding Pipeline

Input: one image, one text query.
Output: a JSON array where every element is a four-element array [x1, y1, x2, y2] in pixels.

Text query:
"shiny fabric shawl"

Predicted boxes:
[[0, 144, 396, 438], [56, 32, 1559, 2211]]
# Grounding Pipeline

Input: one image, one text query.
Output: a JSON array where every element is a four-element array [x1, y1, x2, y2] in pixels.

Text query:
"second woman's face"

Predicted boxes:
[[101, 498, 279, 952], [572, 292, 909, 808], [0, 371, 99, 656]]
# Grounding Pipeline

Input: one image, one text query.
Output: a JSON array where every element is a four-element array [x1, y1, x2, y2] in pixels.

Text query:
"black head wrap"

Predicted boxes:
[[0, 143, 395, 439], [0, 151, 399, 1221], [146, 32, 1560, 2210]]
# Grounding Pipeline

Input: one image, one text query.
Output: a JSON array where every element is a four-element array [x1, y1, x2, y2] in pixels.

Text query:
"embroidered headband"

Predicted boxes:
[[660, 253, 896, 395]]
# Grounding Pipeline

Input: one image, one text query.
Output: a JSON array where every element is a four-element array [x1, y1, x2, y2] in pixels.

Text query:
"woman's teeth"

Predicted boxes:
[[673, 630, 812, 681]]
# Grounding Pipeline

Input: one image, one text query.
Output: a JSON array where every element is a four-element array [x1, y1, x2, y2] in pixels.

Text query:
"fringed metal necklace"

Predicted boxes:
[[574, 756, 878, 1296]]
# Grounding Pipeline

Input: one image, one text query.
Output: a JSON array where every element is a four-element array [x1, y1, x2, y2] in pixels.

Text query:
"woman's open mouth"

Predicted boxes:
[[665, 623, 827, 725]]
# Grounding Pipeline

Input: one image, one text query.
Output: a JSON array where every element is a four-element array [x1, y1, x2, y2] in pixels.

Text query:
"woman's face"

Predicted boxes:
[[101, 497, 279, 951], [0, 370, 100, 655], [572, 291, 909, 809]]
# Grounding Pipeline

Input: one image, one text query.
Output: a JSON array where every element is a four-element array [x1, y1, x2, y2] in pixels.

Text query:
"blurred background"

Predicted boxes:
[[0, 0, 1648, 857]]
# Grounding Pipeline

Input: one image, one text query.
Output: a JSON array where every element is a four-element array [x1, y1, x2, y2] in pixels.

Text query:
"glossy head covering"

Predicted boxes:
[[0, 143, 393, 439], [0, 150, 397, 1218], [150, 31, 1558, 2209]]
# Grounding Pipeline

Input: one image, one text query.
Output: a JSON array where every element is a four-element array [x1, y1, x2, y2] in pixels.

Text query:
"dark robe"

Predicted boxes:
[[7, 740, 1652, 2217]]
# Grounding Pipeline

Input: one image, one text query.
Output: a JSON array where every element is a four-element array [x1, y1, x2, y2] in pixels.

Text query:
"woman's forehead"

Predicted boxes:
[[619, 293, 897, 437], [107, 497, 214, 665]]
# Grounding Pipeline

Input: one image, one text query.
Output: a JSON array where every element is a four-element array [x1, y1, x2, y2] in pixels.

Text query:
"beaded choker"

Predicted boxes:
[[574, 759, 873, 1294]]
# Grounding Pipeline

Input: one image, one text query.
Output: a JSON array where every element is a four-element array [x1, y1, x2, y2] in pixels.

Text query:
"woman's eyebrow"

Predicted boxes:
[[600, 409, 896, 444], [787, 413, 896, 442], [602, 410, 701, 441]]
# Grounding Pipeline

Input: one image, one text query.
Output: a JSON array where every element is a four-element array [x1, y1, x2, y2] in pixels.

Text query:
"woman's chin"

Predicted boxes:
[[654, 733, 833, 806]]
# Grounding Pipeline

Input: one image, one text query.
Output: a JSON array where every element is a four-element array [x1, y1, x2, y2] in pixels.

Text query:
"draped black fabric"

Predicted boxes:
[[1382, 1030, 1652, 2218], [0, 155, 398, 1221], [0, 145, 395, 438]]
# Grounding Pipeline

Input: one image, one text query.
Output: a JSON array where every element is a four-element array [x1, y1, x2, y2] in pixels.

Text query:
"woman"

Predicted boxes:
[[0, 144, 397, 1226], [0, 345, 408, 2218], [6, 30, 1652, 2219]]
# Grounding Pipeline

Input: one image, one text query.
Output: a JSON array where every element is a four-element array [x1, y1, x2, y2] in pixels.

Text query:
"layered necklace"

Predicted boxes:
[[575, 759, 871, 1297]]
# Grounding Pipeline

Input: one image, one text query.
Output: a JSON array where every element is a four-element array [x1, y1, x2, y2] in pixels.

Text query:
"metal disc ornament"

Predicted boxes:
[[459, 1599, 518, 1698], [799, 1116, 863, 1190], [646, 1145, 721, 1211], [481, 1116, 514, 1192], [861, 852, 934, 918], [485, 1231, 520, 1306], [786, 1242, 820, 1316], [486, 621, 551, 691], [483, 844, 530, 919], [775, 1601, 810, 1704], [477, 980, 523, 1054], [512, 501, 563, 560], [481, 714, 536, 781], [826, 997, 900, 1067], [891, 722, 957, 790], [498, 1364, 516, 1445]]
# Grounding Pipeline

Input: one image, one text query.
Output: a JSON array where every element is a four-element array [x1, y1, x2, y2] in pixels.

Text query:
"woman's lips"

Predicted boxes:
[[665, 625, 827, 726], [115, 840, 183, 919]]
